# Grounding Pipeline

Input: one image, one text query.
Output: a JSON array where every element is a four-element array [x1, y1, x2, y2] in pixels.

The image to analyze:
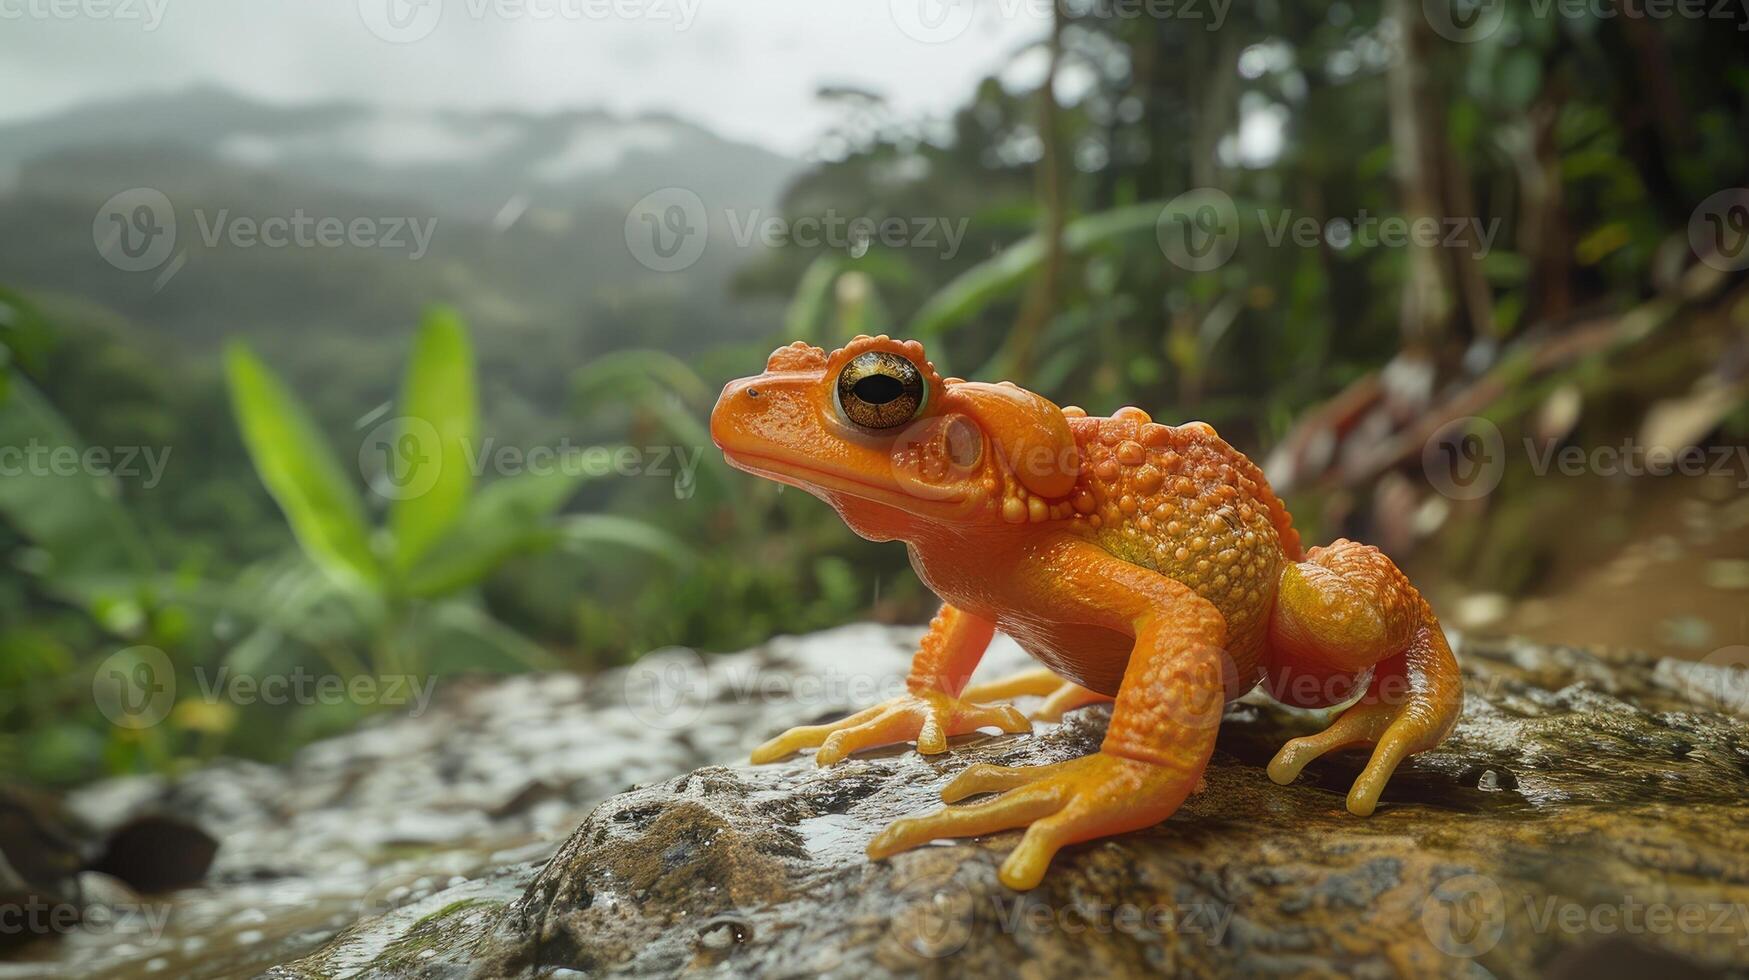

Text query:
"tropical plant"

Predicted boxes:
[[217, 308, 689, 717]]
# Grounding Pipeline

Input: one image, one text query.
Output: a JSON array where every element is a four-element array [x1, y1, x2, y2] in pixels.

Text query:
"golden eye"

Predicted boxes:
[[836, 351, 924, 430]]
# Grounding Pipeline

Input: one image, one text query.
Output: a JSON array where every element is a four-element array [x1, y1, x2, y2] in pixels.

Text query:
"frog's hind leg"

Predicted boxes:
[[1262, 539, 1463, 816], [962, 667, 1112, 721]]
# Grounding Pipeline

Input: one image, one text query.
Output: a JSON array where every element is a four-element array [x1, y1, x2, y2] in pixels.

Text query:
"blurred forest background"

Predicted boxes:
[[3, 0, 1749, 786]]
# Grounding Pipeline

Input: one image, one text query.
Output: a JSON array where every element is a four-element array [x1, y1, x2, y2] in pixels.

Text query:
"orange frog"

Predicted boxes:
[[710, 336, 1462, 889]]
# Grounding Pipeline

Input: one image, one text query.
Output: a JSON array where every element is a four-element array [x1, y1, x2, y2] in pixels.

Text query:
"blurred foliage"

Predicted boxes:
[[4, 1, 1749, 783]]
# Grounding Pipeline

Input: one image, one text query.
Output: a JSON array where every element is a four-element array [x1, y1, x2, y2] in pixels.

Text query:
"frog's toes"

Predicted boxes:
[[963, 669, 1111, 723], [940, 759, 1077, 802], [866, 782, 1065, 868], [751, 702, 889, 764], [873, 752, 1201, 890], [1265, 700, 1431, 816], [755, 693, 1032, 767]]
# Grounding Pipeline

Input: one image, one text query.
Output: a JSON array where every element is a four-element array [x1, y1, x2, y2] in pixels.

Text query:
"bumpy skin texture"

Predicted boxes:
[[711, 336, 1462, 890]]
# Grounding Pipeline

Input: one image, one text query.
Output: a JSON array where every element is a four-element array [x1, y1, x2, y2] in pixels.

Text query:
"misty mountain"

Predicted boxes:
[[0, 86, 805, 431], [0, 85, 799, 219]]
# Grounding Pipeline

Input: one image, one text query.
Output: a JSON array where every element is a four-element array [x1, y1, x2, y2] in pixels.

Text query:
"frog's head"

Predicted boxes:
[[710, 335, 1081, 540]]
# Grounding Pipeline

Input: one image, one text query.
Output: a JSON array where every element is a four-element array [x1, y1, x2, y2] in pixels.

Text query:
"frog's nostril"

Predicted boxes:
[[746, 388, 761, 398]]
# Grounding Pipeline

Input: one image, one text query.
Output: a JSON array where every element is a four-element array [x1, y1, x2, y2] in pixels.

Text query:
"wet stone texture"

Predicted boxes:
[[268, 630, 1749, 980], [5, 626, 958, 979]]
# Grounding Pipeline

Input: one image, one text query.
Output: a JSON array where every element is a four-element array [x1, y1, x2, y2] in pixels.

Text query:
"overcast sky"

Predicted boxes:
[[0, 0, 1049, 155]]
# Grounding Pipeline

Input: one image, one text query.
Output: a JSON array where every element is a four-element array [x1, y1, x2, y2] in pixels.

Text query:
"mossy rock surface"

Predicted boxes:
[[275, 634, 1749, 979]]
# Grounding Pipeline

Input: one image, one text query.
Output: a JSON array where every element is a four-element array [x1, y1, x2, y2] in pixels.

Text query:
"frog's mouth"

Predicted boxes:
[[719, 449, 917, 509]]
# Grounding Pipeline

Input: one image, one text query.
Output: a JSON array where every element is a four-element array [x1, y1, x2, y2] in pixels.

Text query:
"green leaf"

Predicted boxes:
[[783, 255, 843, 342], [907, 202, 1165, 337], [390, 307, 478, 570], [555, 513, 695, 566], [402, 468, 588, 598], [224, 342, 381, 590], [0, 374, 155, 613], [420, 600, 562, 672], [572, 349, 712, 411]]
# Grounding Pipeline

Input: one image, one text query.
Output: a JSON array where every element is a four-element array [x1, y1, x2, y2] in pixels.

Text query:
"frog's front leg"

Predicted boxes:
[[867, 540, 1227, 890], [750, 603, 1031, 766]]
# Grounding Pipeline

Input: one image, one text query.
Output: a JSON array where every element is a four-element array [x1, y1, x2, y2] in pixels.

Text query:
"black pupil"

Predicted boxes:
[[853, 373, 905, 405]]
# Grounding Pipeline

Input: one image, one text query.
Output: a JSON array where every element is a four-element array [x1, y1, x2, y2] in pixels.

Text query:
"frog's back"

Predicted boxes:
[[1058, 406, 1299, 657]]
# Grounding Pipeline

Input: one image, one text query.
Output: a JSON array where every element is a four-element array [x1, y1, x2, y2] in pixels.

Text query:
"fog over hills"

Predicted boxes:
[[0, 86, 805, 428], [0, 85, 800, 215]]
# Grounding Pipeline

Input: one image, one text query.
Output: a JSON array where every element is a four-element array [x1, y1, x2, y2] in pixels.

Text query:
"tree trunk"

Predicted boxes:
[[1385, 0, 1455, 348]]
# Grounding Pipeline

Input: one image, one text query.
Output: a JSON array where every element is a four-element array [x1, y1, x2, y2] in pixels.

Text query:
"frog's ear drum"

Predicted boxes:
[[949, 382, 1081, 499]]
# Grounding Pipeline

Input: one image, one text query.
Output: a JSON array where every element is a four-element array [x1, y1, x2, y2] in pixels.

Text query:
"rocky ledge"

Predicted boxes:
[[264, 631, 1749, 979]]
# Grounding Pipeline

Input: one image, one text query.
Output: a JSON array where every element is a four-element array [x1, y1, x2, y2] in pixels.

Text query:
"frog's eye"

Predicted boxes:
[[836, 351, 925, 430]]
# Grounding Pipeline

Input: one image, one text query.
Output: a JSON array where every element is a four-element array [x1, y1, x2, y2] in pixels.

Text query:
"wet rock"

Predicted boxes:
[[279, 635, 1749, 979], [87, 815, 219, 893], [7, 625, 976, 979], [0, 786, 88, 950]]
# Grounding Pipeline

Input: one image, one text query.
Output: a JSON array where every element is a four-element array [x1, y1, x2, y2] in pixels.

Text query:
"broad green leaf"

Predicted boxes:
[[402, 468, 588, 598], [213, 559, 350, 673], [572, 349, 712, 411], [0, 374, 155, 614], [390, 307, 478, 570], [556, 513, 694, 566], [907, 202, 1165, 337], [224, 342, 380, 590]]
